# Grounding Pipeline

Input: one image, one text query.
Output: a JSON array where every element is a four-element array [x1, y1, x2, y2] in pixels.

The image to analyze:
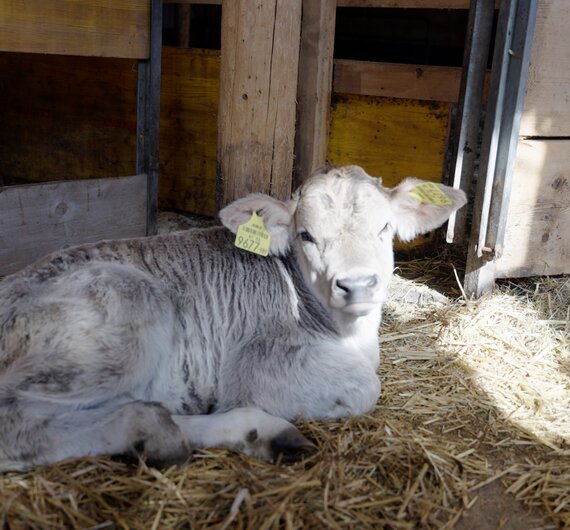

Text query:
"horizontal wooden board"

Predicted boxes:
[[337, 0, 499, 7], [165, 0, 499, 7], [0, 0, 150, 58], [0, 175, 148, 275], [520, 0, 570, 137], [495, 140, 570, 278], [334, 60, 491, 102]]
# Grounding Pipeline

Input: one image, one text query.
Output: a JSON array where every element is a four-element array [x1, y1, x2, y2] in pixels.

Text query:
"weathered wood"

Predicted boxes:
[[160, 48, 220, 216], [494, 140, 570, 278], [0, 0, 150, 59], [334, 60, 491, 103], [520, 0, 570, 137], [294, 0, 336, 188], [0, 175, 148, 276], [217, 0, 302, 208], [337, 0, 500, 7]]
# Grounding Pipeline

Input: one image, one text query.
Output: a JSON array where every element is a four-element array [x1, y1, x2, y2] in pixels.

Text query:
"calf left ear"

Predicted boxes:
[[389, 178, 467, 242], [219, 193, 297, 256]]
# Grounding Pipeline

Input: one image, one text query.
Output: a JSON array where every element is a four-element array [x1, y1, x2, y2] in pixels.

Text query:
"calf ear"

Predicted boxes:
[[389, 178, 467, 242], [219, 193, 297, 256]]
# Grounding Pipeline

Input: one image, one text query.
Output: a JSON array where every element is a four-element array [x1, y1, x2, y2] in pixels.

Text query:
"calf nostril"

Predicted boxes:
[[367, 275, 379, 288], [335, 279, 350, 293]]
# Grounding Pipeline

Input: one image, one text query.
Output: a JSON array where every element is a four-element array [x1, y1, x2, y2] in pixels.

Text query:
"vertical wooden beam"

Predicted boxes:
[[217, 0, 302, 208], [294, 0, 336, 189]]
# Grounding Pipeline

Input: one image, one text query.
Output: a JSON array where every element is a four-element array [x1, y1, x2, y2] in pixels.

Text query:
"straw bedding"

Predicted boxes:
[[1, 253, 568, 529]]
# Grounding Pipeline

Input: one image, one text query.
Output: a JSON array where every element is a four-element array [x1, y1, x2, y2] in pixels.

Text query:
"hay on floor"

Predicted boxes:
[[1, 256, 568, 529]]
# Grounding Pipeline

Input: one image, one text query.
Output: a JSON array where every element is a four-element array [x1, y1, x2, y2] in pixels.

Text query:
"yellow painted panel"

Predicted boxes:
[[328, 94, 451, 186], [160, 48, 220, 216], [328, 94, 451, 249]]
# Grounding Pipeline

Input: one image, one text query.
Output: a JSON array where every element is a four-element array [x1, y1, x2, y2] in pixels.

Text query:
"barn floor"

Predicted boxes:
[[1, 250, 568, 529]]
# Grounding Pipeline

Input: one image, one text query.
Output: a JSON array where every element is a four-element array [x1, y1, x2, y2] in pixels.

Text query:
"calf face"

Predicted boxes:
[[220, 165, 466, 321]]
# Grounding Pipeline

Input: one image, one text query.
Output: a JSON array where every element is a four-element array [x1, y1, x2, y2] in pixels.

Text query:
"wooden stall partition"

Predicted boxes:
[[0, 175, 147, 275], [217, 0, 302, 207], [0, 0, 150, 59]]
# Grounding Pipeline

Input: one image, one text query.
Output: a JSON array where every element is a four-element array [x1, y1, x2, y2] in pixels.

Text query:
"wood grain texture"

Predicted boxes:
[[495, 140, 570, 278], [520, 0, 570, 137], [334, 60, 491, 103], [294, 0, 336, 187], [0, 175, 148, 275], [217, 0, 302, 207], [0, 0, 150, 59], [337, 0, 500, 7]]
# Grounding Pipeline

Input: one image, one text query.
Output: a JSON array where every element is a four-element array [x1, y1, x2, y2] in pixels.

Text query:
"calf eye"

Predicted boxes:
[[378, 223, 391, 237], [299, 231, 315, 243]]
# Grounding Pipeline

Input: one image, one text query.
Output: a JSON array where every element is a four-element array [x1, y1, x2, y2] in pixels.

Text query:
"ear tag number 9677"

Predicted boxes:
[[235, 212, 271, 257], [409, 182, 452, 206]]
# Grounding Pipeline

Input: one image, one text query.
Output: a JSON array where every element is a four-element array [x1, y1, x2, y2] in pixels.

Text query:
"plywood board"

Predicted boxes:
[[160, 48, 220, 216], [520, 0, 570, 137], [0, 49, 220, 217], [0, 175, 148, 275], [334, 60, 491, 103], [495, 140, 570, 278], [0, 53, 138, 184], [328, 95, 451, 186], [217, 0, 302, 206], [0, 0, 150, 59]]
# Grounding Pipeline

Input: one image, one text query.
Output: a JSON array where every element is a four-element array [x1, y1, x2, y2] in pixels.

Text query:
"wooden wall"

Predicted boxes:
[[495, 0, 570, 278], [0, 47, 452, 221]]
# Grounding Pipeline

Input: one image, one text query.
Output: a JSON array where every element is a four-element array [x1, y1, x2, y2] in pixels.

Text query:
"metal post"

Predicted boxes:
[[446, 0, 495, 244], [464, 0, 538, 297], [137, 0, 163, 236]]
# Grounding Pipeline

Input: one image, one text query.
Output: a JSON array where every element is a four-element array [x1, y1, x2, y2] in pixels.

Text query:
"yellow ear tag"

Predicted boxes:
[[235, 212, 271, 257], [409, 182, 453, 206]]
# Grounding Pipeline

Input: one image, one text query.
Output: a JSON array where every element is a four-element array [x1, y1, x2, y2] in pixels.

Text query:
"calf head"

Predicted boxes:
[[220, 165, 466, 320]]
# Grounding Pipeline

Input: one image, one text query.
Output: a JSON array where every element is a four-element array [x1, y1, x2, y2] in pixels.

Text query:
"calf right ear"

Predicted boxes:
[[219, 194, 297, 256], [389, 178, 467, 242]]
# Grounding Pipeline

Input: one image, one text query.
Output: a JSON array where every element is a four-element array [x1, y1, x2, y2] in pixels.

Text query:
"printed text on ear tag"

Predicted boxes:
[[409, 182, 453, 206], [235, 212, 271, 256]]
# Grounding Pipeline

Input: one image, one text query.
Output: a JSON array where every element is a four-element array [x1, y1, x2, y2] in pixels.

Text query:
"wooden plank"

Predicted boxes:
[[0, 53, 138, 185], [334, 60, 491, 103], [160, 48, 220, 216], [294, 0, 336, 187], [327, 95, 451, 187], [0, 49, 220, 217], [217, 0, 302, 207], [337, 0, 500, 7], [0, 0, 150, 59], [165, 0, 499, 6], [520, 0, 570, 137], [494, 140, 570, 278], [0, 175, 148, 275]]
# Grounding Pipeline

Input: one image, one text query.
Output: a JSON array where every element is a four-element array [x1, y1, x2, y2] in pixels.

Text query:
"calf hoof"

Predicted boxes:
[[269, 428, 317, 464]]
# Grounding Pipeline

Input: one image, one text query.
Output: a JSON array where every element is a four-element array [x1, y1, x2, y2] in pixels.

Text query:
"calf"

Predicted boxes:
[[0, 166, 466, 471]]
